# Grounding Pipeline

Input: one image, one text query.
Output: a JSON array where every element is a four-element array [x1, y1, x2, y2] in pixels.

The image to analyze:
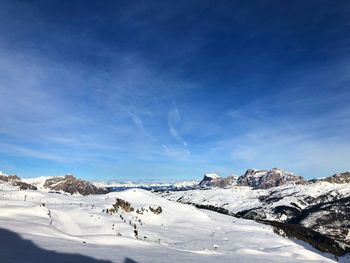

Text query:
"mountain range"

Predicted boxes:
[[1, 168, 349, 257]]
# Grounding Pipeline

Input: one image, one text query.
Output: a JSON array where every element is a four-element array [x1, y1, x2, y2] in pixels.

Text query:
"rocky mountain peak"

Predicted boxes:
[[0, 172, 37, 190], [199, 173, 238, 188], [237, 168, 305, 189], [199, 173, 220, 187], [43, 174, 107, 195]]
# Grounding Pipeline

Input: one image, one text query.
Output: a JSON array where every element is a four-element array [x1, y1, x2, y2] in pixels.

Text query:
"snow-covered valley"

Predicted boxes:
[[0, 179, 342, 263]]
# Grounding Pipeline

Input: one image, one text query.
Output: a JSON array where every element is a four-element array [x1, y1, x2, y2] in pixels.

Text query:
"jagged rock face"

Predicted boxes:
[[43, 175, 106, 195], [199, 174, 238, 188], [236, 169, 268, 187], [237, 168, 305, 189], [0, 174, 37, 190]]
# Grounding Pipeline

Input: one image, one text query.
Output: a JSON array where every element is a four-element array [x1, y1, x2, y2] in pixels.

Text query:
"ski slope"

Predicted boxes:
[[0, 182, 339, 263]]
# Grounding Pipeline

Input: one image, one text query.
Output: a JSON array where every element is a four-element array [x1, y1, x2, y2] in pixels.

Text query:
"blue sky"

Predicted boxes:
[[0, 1, 350, 180]]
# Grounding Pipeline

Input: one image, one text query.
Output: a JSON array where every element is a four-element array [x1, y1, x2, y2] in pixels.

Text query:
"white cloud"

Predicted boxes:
[[167, 102, 187, 147]]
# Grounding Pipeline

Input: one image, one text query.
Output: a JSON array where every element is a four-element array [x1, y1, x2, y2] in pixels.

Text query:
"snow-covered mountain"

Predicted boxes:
[[21, 174, 199, 194], [1, 168, 350, 261], [23, 174, 107, 195], [197, 168, 304, 189], [0, 172, 37, 190], [198, 173, 220, 186], [199, 173, 238, 188], [161, 171, 350, 255], [0, 179, 341, 262]]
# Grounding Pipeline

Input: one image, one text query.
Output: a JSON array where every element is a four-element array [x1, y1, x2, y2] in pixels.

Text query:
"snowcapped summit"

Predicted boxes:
[[199, 173, 238, 188], [43, 174, 107, 195], [237, 168, 305, 189], [198, 173, 220, 187]]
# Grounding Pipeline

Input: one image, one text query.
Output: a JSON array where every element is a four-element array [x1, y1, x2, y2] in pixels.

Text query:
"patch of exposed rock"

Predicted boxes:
[[109, 198, 134, 213], [43, 175, 107, 195], [106, 199, 162, 216], [149, 205, 162, 215]]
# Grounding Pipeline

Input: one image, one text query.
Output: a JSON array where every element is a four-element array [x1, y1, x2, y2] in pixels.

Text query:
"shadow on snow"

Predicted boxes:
[[0, 227, 138, 263]]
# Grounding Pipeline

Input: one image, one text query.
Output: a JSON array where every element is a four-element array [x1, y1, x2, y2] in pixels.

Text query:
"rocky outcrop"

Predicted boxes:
[[237, 168, 305, 189], [149, 205, 162, 215], [43, 175, 107, 195], [108, 198, 134, 214], [0, 173, 37, 190]]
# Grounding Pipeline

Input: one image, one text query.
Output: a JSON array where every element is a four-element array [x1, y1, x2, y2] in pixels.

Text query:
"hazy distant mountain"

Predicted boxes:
[[92, 179, 198, 189]]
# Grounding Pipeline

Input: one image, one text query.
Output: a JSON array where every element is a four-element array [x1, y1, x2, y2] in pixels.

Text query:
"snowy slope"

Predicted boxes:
[[0, 181, 339, 263], [161, 181, 350, 252], [162, 182, 350, 215]]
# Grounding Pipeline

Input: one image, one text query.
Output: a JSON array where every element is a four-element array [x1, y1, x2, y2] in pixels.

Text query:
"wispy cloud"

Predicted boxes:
[[167, 102, 187, 147], [0, 44, 195, 178], [115, 103, 157, 143], [0, 143, 66, 163], [1, 0, 349, 180]]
